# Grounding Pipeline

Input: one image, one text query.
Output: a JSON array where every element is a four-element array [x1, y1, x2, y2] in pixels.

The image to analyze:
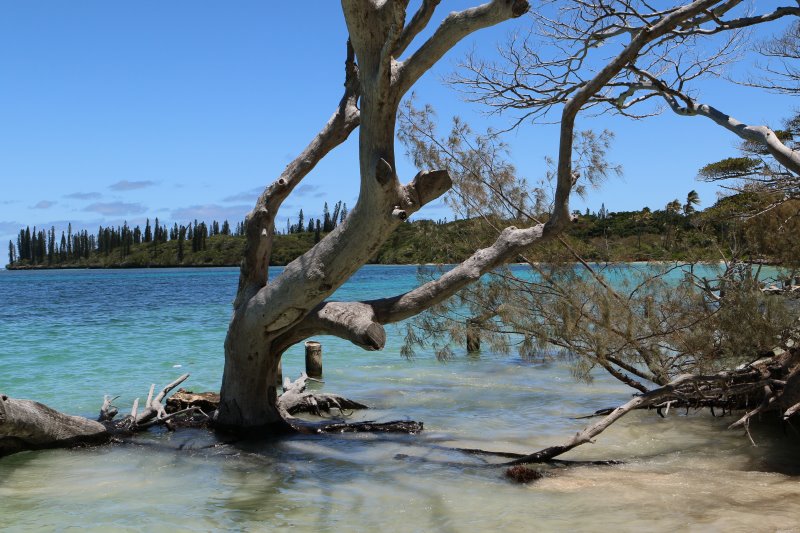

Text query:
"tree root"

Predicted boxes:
[[316, 420, 423, 433], [276, 372, 422, 434], [277, 373, 368, 416]]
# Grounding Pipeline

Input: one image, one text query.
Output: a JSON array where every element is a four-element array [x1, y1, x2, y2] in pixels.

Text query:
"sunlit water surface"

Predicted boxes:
[[1, 266, 799, 532]]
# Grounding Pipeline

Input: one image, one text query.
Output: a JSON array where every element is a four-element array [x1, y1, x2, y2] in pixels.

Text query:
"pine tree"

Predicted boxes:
[[331, 201, 342, 229], [322, 202, 332, 232], [36, 228, 45, 263], [24, 227, 31, 262], [152, 217, 160, 254], [60, 232, 67, 262], [31, 227, 38, 264], [67, 223, 72, 259], [47, 226, 55, 264], [177, 225, 186, 262], [8, 240, 15, 265]]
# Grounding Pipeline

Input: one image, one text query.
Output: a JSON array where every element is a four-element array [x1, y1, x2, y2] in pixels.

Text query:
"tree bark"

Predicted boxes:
[[0, 394, 109, 457]]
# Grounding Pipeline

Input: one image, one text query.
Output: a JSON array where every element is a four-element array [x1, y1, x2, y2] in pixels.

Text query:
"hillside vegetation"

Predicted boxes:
[[7, 195, 799, 269]]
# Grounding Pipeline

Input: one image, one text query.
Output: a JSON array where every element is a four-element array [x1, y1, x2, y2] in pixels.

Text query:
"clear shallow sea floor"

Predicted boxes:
[[1, 266, 799, 532]]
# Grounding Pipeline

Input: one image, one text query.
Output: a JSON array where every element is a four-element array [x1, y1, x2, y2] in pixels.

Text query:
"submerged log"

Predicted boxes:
[[0, 394, 109, 457], [505, 465, 544, 483]]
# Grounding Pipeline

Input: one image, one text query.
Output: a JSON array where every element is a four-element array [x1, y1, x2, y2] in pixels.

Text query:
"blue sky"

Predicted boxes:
[[1, 1, 797, 248]]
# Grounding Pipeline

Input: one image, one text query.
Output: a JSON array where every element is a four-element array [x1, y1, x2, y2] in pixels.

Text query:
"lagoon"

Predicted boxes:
[[1, 266, 798, 531]]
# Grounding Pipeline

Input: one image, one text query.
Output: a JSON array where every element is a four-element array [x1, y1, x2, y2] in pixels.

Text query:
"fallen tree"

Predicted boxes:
[[0, 374, 206, 457], [506, 341, 800, 467]]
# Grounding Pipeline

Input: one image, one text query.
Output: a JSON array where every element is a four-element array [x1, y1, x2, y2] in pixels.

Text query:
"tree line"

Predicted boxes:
[[284, 201, 348, 241], [8, 189, 794, 268], [7, 218, 242, 267], [7, 200, 354, 267]]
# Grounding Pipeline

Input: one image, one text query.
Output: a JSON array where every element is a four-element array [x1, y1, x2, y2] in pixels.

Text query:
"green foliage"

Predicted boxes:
[[404, 259, 797, 392], [698, 157, 761, 181], [8, 193, 800, 270]]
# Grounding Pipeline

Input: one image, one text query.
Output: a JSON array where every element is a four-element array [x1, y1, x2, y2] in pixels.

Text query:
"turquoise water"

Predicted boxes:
[[1, 266, 799, 532]]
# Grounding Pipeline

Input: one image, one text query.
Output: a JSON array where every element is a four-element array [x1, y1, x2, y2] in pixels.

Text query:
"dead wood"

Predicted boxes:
[[167, 389, 221, 414], [501, 345, 800, 466], [0, 394, 110, 457], [0, 374, 205, 458], [277, 373, 368, 416], [273, 372, 422, 434]]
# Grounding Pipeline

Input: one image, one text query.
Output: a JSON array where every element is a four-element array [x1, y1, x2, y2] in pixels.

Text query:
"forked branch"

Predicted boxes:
[[235, 41, 361, 307], [397, 0, 530, 96]]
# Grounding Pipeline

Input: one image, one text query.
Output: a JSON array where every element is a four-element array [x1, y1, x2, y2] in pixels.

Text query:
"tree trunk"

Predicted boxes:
[[216, 314, 287, 432], [214, 0, 531, 435]]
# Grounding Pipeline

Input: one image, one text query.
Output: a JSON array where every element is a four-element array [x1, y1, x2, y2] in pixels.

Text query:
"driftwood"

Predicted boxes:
[[0, 368, 423, 459], [501, 344, 800, 467], [277, 373, 368, 416], [0, 374, 207, 458], [167, 389, 220, 414], [276, 373, 422, 434], [0, 394, 109, 457]]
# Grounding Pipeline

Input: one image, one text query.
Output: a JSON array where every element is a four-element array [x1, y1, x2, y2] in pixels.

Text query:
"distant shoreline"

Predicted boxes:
[[4, 259, 779, 272]]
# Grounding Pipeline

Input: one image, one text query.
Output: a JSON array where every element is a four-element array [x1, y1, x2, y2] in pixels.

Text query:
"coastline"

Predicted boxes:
[[4, 258, 781, 271]]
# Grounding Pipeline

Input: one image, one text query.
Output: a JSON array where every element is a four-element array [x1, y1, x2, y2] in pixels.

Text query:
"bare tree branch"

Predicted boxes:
[[277, 223, 552, 350], [622, 66, 800, 177], [396, 0, 530, 96], [394, 0, 441, 58], [235, 41, 361, 307]]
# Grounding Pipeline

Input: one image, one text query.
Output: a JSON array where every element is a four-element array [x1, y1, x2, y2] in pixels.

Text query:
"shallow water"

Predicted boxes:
[[1, 266, 798, 532]]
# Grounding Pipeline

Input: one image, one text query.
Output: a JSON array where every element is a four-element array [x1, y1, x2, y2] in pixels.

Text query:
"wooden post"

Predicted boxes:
[[305, 340, 323, 378], [466, 319, 480, 353]]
